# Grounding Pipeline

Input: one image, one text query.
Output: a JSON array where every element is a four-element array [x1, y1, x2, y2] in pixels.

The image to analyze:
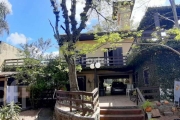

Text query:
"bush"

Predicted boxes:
[[0, 102, 21, 120]]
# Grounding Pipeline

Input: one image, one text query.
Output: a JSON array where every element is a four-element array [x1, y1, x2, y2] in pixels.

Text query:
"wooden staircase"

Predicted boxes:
[[100, 107, 145, 120]]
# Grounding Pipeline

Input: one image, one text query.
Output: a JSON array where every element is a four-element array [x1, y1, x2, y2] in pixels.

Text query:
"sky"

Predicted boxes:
[[1, 0, 180, 54]]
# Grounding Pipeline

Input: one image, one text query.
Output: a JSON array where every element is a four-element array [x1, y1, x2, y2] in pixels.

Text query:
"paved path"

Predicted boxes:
[[37, 108, 53, 120], [19, 109, 40, 120], [99, 95, 136, 107]]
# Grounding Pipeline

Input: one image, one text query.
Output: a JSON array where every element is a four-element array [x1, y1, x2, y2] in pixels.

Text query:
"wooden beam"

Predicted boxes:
[[0, 78, 6, 81]]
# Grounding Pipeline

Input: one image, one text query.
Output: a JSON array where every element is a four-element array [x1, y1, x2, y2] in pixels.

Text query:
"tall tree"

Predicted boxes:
[[0, 2, 10, 35], [49, 0, 113, 91]]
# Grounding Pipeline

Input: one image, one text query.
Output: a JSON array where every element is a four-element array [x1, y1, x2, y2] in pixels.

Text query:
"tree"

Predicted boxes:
[[49, 0, 138, 91], [15, 38, 53, 84], [49, 0, 107, 91], [0, 2, 10, 35]]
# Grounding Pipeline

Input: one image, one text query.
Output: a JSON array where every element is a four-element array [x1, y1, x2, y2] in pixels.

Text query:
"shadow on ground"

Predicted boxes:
[[37, 108, 54, 120]]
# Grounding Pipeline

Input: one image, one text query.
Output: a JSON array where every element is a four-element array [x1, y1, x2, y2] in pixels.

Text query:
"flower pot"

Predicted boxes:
[[145, 107, 152, 112], [146, 112, 152, 120]]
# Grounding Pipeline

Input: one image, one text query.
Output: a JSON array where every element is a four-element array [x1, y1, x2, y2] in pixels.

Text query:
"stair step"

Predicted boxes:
[[100, 109, 143, 115], [100, 114, 145, 120]]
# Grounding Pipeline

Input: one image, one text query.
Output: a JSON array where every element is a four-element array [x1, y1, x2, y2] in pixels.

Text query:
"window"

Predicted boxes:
[[143, 67, 149, 85], [104, 47, 123, 66], [135, 72, 138, 83]]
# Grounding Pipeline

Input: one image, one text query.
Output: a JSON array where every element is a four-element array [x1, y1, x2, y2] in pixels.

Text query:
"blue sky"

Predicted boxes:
[[1, 0, 180, 53], [2, 0, 59, 53]]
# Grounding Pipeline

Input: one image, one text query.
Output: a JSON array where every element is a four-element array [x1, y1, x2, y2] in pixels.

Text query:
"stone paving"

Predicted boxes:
[[37, 108, 54, 120], [19, 109, 40, 120]]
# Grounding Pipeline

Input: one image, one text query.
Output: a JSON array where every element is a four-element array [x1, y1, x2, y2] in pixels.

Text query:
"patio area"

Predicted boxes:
[[99, 95, 136, 107]]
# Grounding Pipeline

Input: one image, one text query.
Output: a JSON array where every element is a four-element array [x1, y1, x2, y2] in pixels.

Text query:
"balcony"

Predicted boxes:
[[2, 56, 127, 72], [76, 56, 127, 68]]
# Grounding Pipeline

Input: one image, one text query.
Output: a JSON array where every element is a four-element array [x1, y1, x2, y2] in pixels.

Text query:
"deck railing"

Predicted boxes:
[[2, 56, 127, 71], [136, 88, 145, 106], [136, 86, 160, 106], [56, 88, 99, 116], [76, 56, 127, 67], [139, 86, 160, 101]]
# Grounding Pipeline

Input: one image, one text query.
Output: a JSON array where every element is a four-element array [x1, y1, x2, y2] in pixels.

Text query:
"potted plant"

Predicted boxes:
[[142, 100, 153, 120], [142, 100, 153, 112]]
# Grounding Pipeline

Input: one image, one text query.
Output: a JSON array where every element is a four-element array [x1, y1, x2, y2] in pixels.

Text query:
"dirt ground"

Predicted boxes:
[[19, 109, 40, 120]]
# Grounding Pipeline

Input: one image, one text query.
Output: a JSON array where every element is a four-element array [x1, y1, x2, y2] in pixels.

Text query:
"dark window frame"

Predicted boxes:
[[143, 67, 150, 85]]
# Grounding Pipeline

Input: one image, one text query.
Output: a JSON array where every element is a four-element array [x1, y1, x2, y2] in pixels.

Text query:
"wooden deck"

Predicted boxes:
[[99, 95, 136, 107]]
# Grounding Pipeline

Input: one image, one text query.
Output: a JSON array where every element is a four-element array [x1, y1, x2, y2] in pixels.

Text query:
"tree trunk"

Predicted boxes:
[[67, 57, 79, 91]]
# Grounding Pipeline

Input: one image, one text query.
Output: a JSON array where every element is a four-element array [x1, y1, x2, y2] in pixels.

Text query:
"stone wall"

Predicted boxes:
[[54, 104, 100, 120]]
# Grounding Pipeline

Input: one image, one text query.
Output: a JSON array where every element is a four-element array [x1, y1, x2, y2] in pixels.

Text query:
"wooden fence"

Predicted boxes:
[[56, 88, 99, 116]]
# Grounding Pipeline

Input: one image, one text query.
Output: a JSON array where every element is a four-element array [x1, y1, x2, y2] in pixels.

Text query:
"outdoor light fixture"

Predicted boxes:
[[90, 62, 101, 69], [90, 64, 95, 69], [90, 62, 101, 88]]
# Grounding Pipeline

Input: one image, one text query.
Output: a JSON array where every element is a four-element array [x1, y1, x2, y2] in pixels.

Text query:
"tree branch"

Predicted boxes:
[[61, 0, 71, 39], [75, 0, 93, 42], [158, 13, 175, 23], [70, 0, 77, 32], [50, 0, 62, 46], [93, 7, 113, 23], [48, 19, 55, 35]]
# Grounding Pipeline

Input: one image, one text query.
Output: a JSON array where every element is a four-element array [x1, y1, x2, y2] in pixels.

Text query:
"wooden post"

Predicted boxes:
[[70, 94, 72, 112], [136, 89, 138, 106], [3, 78, 7, 105], [154, 12, 160, 28], [169, 0, 179, 28], [82, 94, 85, 116], [0, 77, 7, 106]]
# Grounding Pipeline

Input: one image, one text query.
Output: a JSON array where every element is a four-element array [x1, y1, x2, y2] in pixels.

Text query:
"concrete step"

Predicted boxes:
[[100, 114, 145, 120], [100, 108, 143, 115]]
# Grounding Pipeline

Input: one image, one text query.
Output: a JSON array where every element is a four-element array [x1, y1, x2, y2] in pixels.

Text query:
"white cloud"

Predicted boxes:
[[57, 0, 111, 26], [0, 0, 12, 13], [44, 51, 59, 58], [66, 0, 85, 22], [52, 51, 59, 55], [7, 32, 32, 45], [148, 0, 166, 7]]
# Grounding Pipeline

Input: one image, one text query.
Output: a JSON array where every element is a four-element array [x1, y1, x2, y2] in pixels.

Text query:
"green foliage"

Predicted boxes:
[[0, 102, 21, 120], [167, 28, 180, 41], [15, 38, 53, 84], [142, 100, 153, 110], [29, 59, 68, 108], [78, 31, 142, 55], [127, 39, 180, 101], [42, 59, 68, 89], [0, 2, 10, 35]]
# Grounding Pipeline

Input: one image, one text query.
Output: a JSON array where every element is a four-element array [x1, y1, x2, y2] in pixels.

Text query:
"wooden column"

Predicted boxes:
[[0, 77, 7, 105], [4, 78, 7, 105]]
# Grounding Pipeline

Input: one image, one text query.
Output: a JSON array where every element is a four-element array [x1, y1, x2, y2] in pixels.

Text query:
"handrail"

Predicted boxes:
[[136, 88, 145, 106], [56, 88, 99, 116], [136, 86, 160, 106]]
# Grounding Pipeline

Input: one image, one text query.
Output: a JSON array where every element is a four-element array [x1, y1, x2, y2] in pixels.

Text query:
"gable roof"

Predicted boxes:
[[138, 5, 180, 30]]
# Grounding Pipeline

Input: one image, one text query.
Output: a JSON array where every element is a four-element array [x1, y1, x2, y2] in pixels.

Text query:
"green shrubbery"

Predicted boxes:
[[0, 102, 21, 120]]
